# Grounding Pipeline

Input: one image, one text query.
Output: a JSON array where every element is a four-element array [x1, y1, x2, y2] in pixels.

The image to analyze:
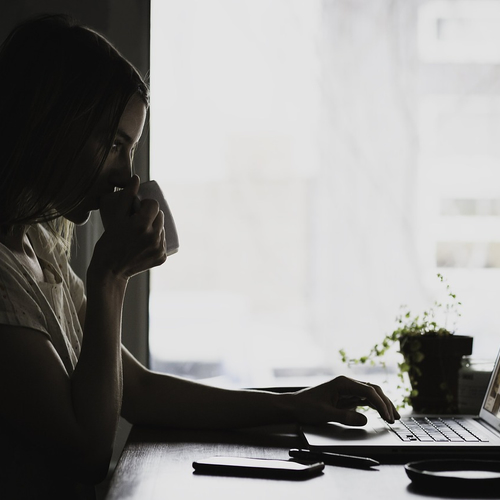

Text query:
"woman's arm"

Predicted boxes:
[[120, 346, 399, 430], [0, 273, 127, 484], [73, 175, 165, 474]]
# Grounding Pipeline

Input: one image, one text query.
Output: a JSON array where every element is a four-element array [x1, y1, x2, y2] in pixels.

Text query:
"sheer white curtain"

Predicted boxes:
[[150, 0, 500, 389], [311, 0, 427, 361]]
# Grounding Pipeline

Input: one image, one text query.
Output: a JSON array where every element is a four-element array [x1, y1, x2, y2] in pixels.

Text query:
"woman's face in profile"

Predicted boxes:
[[64, 95, 147, 225]]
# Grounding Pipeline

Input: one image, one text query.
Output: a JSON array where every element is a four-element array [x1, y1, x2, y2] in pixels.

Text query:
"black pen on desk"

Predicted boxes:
[[289, 448, 379, 469]]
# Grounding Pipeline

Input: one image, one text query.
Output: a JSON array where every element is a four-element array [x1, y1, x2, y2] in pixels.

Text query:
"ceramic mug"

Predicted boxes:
[[136, 180, 179, 256]]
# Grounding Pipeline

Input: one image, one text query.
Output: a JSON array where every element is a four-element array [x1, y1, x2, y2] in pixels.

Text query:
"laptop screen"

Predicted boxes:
[[484, 353, 500, 417]]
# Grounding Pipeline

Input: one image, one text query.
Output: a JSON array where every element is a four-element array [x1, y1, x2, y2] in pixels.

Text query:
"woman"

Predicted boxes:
[[0, 14, 399, 499]]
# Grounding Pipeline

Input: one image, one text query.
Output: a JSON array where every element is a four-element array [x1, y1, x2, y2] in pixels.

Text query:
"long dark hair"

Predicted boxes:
[[0, 14, 149, 249]]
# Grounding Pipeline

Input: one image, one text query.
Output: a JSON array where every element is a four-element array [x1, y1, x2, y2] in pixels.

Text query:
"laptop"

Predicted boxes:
[[300, 348, 500, 462]]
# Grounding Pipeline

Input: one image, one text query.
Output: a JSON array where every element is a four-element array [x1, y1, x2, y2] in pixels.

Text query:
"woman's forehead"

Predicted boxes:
[[116, 94, 147, 144]]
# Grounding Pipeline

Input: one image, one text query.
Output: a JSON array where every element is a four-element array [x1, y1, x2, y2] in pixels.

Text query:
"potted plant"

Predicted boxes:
[[339, 274, 473, 413]]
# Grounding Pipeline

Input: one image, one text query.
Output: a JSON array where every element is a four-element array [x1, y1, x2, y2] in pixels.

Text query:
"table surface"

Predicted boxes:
[[104, 423, 499, 500]]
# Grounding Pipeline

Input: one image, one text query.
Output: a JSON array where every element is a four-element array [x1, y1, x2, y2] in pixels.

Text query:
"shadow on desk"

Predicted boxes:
[[104, 424, 500, 500]]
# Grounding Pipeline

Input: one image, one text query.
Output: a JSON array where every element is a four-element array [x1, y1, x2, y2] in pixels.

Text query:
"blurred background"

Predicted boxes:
[[149, 0, 500, 392]]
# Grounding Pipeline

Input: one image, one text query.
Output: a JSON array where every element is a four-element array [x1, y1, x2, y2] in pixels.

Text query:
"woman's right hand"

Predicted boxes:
[[289, 376, 400, 426], [91, 175, 167, 281]]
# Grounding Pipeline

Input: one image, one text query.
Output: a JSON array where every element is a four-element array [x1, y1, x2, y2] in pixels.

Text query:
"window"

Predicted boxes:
[[149, 0, 500, 390]]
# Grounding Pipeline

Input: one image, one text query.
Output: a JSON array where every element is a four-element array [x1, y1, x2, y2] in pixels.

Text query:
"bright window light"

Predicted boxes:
[[149, 0, 500, 390]]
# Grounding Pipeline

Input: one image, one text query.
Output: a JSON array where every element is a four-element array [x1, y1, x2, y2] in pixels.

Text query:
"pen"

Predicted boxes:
[[289, 448, 380, 469]]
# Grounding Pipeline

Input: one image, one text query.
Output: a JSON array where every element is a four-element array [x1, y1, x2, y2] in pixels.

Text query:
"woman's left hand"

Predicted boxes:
[[93, 175, 167, 281]]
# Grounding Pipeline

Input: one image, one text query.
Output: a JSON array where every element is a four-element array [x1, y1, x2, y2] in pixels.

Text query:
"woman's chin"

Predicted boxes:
[[63, 197, 99, 225], [64, 209, 92, 226]]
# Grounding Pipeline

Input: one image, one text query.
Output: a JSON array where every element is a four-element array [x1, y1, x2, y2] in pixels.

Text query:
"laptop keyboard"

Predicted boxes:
[[388, 417, 489, 443]]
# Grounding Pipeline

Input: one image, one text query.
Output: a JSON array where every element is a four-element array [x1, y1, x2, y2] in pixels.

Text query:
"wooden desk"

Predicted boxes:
[[103, 424, 497, 500]]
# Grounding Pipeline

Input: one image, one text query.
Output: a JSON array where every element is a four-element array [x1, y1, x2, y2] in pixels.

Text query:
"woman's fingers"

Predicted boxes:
[[352, 381, 400, 422], [117, 175, 140, 213], [293, 376, 400, 428], [95, 178, 167, 278], [132, 198, 160, 226], [364, 381, 400, 421], [332, 377, 398, 423], [352, 381, 393, 422], [100, 175, 141, 229]]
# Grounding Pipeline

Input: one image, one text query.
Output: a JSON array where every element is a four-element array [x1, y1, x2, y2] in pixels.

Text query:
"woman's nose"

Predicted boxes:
[[108, 153, 134, 188]]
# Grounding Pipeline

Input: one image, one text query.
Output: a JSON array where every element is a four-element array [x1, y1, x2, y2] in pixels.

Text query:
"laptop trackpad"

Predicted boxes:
[[302, 418, 390, 445]]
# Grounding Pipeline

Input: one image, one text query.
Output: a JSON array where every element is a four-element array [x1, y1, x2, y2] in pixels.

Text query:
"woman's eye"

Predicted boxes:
[[111, 141, 122, 152]]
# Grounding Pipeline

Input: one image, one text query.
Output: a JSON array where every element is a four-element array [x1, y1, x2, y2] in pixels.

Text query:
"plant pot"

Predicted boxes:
[[399, 334, 473, 414]]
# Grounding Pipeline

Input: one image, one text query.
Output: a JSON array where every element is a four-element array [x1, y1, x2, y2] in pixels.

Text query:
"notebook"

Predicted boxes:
[[300, 347, 500, 462]]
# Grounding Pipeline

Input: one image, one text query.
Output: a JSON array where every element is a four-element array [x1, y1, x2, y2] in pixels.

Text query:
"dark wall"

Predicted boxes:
[[0, 0, 150, 77], [0, 1, 107, 40]]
